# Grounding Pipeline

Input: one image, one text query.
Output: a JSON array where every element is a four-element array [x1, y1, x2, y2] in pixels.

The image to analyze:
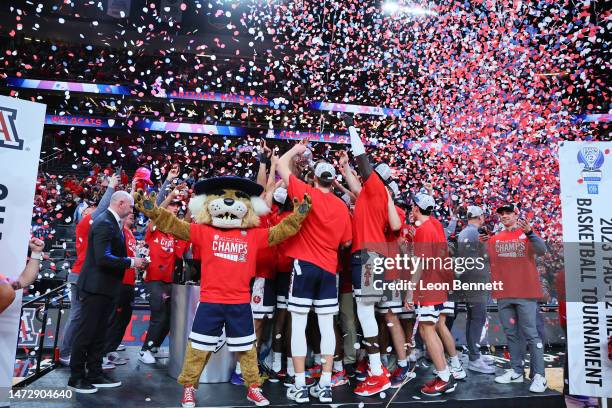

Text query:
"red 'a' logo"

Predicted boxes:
[[0, 106, 23, 150]]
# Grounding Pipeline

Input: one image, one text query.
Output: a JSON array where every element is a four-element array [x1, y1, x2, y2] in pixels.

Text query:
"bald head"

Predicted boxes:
[[110, 190, 134, 219]]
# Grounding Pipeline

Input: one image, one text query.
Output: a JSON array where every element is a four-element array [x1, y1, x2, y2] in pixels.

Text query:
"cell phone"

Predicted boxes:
[[115, 166, 122, 175], [478, 226, 488, 235]]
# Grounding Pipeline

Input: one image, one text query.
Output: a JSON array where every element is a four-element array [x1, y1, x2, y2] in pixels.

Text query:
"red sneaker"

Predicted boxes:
[[247, 385, 270, 406], [181, 385, 196, 408], [353, 373, 391, 396], [421, 376, 457, 397], [307, 363, 322, 378], [382, 365, 391, 378]]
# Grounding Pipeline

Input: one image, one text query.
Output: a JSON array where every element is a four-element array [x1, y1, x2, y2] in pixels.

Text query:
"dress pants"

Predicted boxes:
[[69, 291, 114, 380]]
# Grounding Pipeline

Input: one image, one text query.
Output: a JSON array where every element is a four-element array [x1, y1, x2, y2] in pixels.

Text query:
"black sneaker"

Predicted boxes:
[[268, 369, 286, 383], [68, 378, 98, 394], [88, 373, 122, 388], [344, 363, 356, 378], [284, 375, 314, 388]]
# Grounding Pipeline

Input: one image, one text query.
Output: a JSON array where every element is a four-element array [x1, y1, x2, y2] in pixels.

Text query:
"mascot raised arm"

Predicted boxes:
[[135, 176, 311, 408]]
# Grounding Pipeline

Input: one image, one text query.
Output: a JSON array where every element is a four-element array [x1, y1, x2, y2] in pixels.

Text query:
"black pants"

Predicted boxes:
[[104, 284, 135, 355], [70, 291, 114, 380], [142, 281, 172, 351]]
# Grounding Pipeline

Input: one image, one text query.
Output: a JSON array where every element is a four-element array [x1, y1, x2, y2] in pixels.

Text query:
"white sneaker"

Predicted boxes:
[[139, 350, 156, 364], [468, 358, 496, 374], [481, 354, 495, 365], [529, 374, 547, 393], [106, 352, 128, 365], [102, 357, 116, 370], [495, 369, 524, 384], [451, 364, 467, 380], [152, 347, 169, 359], [116, 344, 127, 352]]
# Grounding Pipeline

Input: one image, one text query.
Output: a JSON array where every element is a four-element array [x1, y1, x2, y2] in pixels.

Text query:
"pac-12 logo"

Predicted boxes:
[[577, 146, 604, 195], [0, 106, 23, 150]]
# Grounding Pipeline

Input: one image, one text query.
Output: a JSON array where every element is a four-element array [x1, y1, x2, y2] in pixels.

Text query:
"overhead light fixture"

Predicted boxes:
[[382, 2, 438, 16]]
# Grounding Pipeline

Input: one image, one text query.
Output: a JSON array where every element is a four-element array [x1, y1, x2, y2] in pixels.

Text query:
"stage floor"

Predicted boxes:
[[10, 347, 565, 408]]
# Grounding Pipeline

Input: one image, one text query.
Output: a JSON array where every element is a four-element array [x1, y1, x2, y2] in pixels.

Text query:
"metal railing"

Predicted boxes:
[[13, 283, 70, 387]]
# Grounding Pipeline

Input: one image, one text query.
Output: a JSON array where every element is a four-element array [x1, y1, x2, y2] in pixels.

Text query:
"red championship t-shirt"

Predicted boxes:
[[285, 175, 351, 274], [145, 226, 187, 283], [413, 217, 451, 305], [488, 229, 544, 300], [122, 227, 137, 286], [72, 214, 94, 274], [256, 212, 278, 279], [190, 224, 269, 303], [352, 174, 389, 255]]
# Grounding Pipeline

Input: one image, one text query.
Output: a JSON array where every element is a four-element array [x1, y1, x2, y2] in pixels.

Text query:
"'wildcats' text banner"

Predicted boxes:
[[558, 141, 612, 397], [45, 115, 121, 128], [0, 95, 46, 404]]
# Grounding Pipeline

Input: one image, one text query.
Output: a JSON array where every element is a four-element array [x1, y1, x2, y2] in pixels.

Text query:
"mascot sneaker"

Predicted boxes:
[[181, 385, 196, 408], [247, 385, 269, 406]]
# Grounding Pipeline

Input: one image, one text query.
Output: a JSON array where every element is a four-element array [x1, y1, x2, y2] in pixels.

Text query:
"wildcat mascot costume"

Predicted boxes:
[[135, 176, 311, 407]]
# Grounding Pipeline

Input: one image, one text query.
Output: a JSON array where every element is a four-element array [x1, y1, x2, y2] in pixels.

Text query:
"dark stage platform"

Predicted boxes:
[[10, 347, 564, 408]]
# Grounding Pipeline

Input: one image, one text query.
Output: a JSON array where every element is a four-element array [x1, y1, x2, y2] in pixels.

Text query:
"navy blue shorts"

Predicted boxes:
[[275, 272, 291, 309], [251, 277, 276, 319], [189, 302, 255, 352], [288, 259, 338, 314]]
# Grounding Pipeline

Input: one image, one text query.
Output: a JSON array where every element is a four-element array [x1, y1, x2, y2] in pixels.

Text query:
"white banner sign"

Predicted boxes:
[[559, 141, 612, 397], [0, 95, 45, 403]]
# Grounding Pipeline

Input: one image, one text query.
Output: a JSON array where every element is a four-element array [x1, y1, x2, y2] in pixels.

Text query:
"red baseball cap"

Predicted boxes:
[[134, 167, 154, 186]]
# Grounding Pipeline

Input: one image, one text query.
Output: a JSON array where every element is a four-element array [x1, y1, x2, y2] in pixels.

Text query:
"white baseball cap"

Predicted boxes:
[[314, 162, 336, 181], [466, 205, 484, 218], [388, 181, 400, 198], [375, 163, 392, 181], [413, 193, 435, 211]]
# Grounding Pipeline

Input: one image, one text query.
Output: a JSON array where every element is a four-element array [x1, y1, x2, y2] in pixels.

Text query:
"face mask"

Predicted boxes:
[[273, 187, 287, 205]]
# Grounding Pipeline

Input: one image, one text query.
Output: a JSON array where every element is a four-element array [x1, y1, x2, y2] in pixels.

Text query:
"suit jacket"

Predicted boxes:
[[77, 210, 131, 298]]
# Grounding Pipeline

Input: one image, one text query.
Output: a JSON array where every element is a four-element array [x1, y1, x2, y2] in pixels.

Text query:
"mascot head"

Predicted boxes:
[[188, 176, 270, 229]]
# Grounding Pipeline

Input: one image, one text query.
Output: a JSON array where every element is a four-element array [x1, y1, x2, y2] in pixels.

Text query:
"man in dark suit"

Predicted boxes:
[[68, 191, 146, 393]]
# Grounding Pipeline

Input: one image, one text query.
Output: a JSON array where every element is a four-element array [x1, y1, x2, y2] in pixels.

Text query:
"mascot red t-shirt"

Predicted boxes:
[[190, 224, 269, 303]]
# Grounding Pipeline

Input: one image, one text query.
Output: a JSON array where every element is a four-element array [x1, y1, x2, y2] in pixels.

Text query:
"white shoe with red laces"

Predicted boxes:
[[181, 385, 196, 408], [247, 385, 270, 406]]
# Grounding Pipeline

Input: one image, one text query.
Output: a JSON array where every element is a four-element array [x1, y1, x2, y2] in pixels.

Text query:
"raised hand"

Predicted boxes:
[[517, 219, 532, 234], [29, 238, 45, 253], [134, 190, 159, 217], [293, 193, 312, 217]]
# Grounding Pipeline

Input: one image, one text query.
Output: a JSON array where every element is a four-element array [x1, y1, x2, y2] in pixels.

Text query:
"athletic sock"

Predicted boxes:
[[438, 366, 451, 382], [449, 355, 461, 368], [397, 359, 408, 368], [295, 372, 306, 388], [235, 361, 242, 375], [368, 353, 383, 376], [314, 354, 322, 365], [320, 371, 332, 387], [273, 352, 282, 372], [287, 358, 295, 376], [333, 360, 343, 372]]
